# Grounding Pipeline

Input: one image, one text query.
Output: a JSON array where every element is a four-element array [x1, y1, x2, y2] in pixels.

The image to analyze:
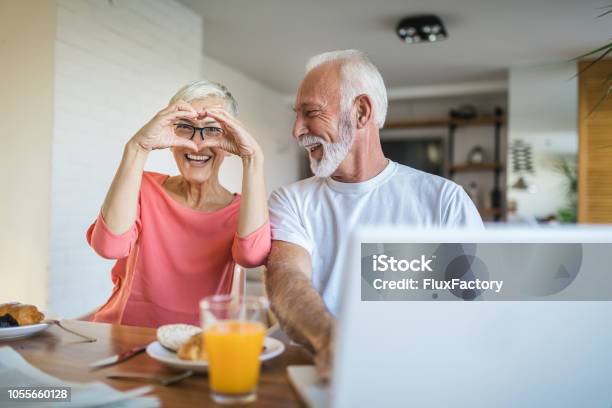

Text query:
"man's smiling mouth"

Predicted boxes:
[[304, 143, 322, 153]]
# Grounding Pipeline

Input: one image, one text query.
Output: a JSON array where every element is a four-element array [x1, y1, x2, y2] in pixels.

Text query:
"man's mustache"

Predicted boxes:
[[298, 135, 326, 148]]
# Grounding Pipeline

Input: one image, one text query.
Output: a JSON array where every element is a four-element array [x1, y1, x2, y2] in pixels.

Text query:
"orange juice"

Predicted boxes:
[[204, 320, 266, 394]]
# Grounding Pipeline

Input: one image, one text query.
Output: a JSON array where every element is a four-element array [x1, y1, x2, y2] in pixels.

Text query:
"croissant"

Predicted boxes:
[[0, 302, 44, 326], [177, 333, 208, 361], [0, 302, 19, 316]]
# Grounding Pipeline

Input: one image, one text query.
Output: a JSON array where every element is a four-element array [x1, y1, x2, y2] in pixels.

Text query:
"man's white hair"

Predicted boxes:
[[169, 80, 238, 116], [306, 49, 387, 128]]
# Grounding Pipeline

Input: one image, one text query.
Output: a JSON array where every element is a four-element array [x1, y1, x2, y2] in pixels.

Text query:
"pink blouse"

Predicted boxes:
[[86, 172, 271, 328]]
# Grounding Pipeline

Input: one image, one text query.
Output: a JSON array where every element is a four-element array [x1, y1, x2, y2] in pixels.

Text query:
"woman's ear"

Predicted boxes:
[[354, 94, 373, 129]]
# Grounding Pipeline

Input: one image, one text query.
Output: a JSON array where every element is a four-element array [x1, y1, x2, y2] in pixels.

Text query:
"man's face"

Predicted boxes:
[[292, 63, 355, 177]]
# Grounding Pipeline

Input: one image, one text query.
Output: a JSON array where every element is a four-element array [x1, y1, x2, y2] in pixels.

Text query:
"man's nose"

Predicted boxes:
[[292, 115, 307, 141]]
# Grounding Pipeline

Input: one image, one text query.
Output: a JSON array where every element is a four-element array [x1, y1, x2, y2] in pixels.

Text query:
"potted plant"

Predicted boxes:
[[554, 157, 577, 223]]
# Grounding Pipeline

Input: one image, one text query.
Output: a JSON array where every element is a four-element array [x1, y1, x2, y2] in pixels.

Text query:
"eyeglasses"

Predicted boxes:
[[174, 123, 224, 140]]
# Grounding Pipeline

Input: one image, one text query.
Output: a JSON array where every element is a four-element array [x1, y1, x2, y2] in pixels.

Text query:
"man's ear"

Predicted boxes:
[[354, 94, 373, 129]]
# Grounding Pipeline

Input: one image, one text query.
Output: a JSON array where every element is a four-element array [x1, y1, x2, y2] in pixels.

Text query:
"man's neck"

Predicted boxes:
[[330, 135, 388, 183]]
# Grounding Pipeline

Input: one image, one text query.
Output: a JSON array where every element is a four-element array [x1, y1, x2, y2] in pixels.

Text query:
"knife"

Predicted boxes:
[[89, 345, 147, 370]]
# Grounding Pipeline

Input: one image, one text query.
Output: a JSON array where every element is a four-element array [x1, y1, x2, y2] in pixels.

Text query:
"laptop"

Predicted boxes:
[[288, 226, 612, 408]]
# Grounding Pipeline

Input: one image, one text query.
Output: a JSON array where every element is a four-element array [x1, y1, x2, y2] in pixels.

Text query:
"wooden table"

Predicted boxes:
[[7, 321, 312, 407]]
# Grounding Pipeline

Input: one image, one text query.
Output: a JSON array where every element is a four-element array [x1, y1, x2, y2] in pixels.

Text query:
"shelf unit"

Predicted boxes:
[[384, 112, 506, 221], [384, 116, 504, 129], [448, 163, 502, 172]]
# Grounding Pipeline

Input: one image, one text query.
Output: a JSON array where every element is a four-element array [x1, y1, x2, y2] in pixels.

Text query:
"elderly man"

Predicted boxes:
[[265, 50, 483, 378]]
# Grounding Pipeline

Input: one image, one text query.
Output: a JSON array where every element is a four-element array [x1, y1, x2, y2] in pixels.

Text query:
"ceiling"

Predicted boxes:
[[179, 0, 610, 95]]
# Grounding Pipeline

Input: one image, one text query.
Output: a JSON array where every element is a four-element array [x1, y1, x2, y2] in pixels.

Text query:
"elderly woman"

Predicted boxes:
[[86, 81, 270, 328]]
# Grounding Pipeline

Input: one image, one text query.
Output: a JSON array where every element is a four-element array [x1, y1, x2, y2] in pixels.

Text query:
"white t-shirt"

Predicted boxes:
[[268, 160, 484, 315]]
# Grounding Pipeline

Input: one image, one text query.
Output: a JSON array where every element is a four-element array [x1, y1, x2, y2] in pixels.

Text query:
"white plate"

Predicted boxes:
[[0, 323, 50, 341], [146, 337, 286, 373]]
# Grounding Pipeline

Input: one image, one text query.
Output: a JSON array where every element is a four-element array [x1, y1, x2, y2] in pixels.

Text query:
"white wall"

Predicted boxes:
[[51, 0, 203, 317], [507, 63, 578, 219], [0, 0, 55, 308], [50, 0, 297, 317]]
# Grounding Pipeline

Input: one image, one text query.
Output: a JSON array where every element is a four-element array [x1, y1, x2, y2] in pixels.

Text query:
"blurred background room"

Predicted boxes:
[[1, 0, 611, 318]]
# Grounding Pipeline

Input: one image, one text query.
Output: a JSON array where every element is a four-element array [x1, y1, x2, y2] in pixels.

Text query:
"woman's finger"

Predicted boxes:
[[200, 138, 238, 155], [209, 112, 258, 151], [173, 100, 197, 113], [203, 109, 243, 132], [203, 109, 261, 158], [160, 99, 197, 116], [202, 110, 251, 146], [206, 107, 235, 118], [160, 109, 198, 125], [170, 136, 198, 152], [205, 108, 244, 128], [198, 111, 240, 141], [200, 137, 227, 149], [199, 138, 221, 148]]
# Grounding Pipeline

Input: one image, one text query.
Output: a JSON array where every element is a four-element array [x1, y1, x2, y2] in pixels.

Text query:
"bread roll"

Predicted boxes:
[[156, 324, 201, 351]]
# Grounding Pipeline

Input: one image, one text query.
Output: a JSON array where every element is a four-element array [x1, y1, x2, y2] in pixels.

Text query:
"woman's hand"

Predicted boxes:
[[130, 100, 199, 152], [101, 101, 200, 235], [200, 109, 263, 160], [200, 109, 267, 237]]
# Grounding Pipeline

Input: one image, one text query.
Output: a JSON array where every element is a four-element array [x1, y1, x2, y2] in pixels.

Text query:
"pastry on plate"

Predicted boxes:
[[156, 324, 201, 351], [0, 314, 19, 328], [176, 332, 268, 361], [177, 332, 208, 361], [0, 303, 45, 326]]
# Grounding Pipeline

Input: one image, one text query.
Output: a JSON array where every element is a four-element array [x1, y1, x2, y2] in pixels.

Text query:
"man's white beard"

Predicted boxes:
[[300, 111, 355, 178]]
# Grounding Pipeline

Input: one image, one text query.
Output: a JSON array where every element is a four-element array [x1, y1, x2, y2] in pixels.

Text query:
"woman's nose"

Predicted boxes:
[[194, 138, 207, 151]]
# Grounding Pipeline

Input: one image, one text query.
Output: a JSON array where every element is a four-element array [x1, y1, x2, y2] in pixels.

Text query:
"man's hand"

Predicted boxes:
[[313, 336, 334, 382], [265, 241, 336, 380]]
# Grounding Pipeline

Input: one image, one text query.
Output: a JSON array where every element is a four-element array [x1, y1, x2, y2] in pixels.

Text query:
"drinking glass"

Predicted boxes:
[[200, 295, 267, 405]]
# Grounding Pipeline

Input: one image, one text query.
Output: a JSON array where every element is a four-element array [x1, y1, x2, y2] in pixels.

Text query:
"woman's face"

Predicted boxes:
[[171, 96, 227, 184]]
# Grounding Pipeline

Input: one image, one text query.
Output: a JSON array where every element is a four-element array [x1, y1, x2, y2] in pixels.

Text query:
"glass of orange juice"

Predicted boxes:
[[200, 295, 267, 405]]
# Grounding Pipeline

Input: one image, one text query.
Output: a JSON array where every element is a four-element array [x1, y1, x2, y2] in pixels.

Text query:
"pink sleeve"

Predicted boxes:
[[231, 221, 272, 268], [86, 212, 141, 260]]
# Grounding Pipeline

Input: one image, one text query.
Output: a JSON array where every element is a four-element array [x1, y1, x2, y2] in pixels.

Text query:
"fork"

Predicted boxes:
[[106, 370, 194, 386], [45, 319, 97, 343]]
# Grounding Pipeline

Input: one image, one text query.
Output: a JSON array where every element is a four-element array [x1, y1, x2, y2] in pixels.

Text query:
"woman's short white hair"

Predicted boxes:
[[169, 80, 238, 116], [306, 49, 387, 128]]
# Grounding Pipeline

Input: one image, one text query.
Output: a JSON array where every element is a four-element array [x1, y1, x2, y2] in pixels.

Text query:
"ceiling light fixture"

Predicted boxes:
[[396, 15, 448, 44]]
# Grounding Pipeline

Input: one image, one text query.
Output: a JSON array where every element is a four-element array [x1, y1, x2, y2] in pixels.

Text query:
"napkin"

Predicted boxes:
[[0, 346, 159, 407]]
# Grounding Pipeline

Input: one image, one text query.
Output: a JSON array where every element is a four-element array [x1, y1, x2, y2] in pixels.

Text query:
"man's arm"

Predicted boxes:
[[265, 240, 334, 379]]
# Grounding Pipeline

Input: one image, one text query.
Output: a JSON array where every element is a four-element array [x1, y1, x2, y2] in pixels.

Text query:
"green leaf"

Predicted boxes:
[[597, 10, 612, 17], [596, 4, 612, 18], [573, 42, 612, 61], [587, 82, 612, 118], [600, 73, 612, 90], [573, 45, 612, 79], [574, 4, 612, 115]]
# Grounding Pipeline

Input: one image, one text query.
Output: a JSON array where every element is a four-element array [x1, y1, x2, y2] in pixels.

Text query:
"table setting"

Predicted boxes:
[[0, 298, 313, 407]]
